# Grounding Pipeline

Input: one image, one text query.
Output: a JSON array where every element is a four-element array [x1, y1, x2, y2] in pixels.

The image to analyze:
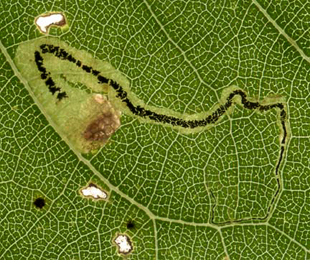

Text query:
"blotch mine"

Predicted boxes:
[[80, 183, 108, 200], [35, 12, 67, 34], [114, 234, 133, 255]]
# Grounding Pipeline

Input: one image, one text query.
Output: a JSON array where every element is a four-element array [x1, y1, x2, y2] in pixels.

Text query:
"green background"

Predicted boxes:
[[0, 0, 309, 259]]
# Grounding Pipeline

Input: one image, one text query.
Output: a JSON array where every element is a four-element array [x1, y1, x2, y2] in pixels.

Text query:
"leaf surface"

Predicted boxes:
[[0, 0, 309, 259]]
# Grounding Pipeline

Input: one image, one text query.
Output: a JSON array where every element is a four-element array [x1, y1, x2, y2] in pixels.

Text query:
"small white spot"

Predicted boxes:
[[35, 13, 66, 33], [81, 183, 107, 199], [114, 234, 133, 254]]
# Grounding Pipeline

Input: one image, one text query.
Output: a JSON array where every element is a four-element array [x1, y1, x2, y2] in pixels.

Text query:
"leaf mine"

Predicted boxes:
[[14, 38, 289, 223], [35, 12, 67, 34], [114, 234, 133, 255], [15, 38, 123, 154], [80, 183, 108, 200]]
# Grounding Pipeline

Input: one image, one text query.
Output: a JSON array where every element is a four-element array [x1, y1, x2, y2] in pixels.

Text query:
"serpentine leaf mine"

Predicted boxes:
[[15, 37, 288, 161]]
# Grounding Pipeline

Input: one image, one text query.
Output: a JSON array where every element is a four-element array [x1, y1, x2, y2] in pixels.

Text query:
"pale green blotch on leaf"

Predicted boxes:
[[14, 37, 124, 154]]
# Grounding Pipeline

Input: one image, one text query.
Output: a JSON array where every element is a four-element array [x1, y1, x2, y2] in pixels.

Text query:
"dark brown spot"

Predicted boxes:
[[83, 112, 120, 141]]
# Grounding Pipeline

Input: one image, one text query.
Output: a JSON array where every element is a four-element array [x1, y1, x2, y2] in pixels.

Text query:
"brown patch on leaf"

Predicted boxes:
[[83, 111, 120, 141]]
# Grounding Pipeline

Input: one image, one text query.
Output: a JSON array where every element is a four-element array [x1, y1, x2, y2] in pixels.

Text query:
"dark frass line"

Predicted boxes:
[[35, 44, 287, 142], [209, 177, 281, 225], [34, 51, 67, 100], [34, 44, 288, 225]]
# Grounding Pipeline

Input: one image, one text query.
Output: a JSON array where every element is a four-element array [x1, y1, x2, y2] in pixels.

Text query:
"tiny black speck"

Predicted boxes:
[[34, 197, 45, 209], [126, 220, 135, 229]]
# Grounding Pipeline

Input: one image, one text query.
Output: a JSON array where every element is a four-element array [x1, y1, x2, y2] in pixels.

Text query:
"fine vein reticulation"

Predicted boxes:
[[34, 43, 288, 224]]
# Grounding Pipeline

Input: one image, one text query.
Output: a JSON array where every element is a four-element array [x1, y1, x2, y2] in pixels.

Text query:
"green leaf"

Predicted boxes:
[[1, 0, 309, 259]]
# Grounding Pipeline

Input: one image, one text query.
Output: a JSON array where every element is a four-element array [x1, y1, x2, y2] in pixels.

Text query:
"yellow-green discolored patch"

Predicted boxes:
[[14, 37, 123, 154]]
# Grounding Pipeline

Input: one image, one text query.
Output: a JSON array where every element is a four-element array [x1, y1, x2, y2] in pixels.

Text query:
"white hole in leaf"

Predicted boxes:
[[81, 183, 107, 200], [114, 234, 133, 254], [35, 13, 66, 33]]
